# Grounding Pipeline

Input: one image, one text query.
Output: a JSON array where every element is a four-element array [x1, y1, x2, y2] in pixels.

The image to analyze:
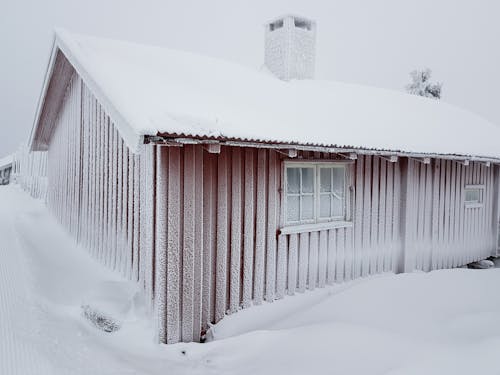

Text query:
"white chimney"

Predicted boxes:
[[264, 14, 317, 81]]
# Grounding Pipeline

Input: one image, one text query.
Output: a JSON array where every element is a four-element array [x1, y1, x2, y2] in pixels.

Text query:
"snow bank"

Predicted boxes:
[[53, 29, 500, 159], [201, 269, 500, 375], [3, 184, 500, 374]]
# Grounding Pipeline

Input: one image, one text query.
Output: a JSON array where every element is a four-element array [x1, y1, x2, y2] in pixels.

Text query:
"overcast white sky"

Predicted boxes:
[[0, 0, 499, 155]]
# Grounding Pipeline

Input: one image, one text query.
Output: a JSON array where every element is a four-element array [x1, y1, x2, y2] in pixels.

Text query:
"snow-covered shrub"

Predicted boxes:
[[81, 304, 121, 333], [405, 68, 442, 99]]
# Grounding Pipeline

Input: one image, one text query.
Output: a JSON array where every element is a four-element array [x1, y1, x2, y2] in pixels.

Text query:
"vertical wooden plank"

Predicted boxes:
[[242, 149, 255, 307], [215, 148, 229, 320], [276, 234, 287, 298], [491, 166, 500, 258], [298, 232, 309, 293], [133, 153, 141, 281], [229, 148, 242, 312], [192, 146, 204, 340], [481, 165, 490, 257], [458, 164, 466, 266], [122, 146, 130, 276], [416, 163, 425, 271], [400, 159, 413, 273], [332, 229, 342, 283], [308, 231, 319, 290], [154, 147, 168, 343], [392, 160, 401, 272], [353, 156, 364, 278], [430, 160, 440, 270], [103, 117, 110, 267], [140, 147, 146, 287], [92, 97, 98, 256], [490, 166, 497, 256], [287, 233, 298, 295], [384, 161, 394, 272], [110, 128, 117, 271], [464, 164, 472, 263], [116, 139, 124, 273], [144, 146, 156, 308], [474, 163, 481, 259], [266, 150, 278, 301], [450, 162, 460, 267], [423, 163, 433, 271], [362, 156, 372, 276], [444, 160, 453, 268], [182, 145, 196, 342], [344, 163, 355, 281], [437, 159, 446, 268], [202, 152, 214, 327], [98, 105, 104, 262], [318, 230, 328, 287], [253, 149, 267, 304], [370, 157, 380, 274], [166, 147, 181, 344], [378, 159, 387, 272], [127, 149, 134, 279]]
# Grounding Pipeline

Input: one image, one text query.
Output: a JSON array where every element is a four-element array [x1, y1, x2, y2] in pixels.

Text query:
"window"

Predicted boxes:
[[464, 185, 484, 207], [284, 162, 349, 226]]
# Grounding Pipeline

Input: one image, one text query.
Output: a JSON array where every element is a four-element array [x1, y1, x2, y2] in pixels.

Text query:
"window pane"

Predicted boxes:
[[320, 168, 332, 193], [287, 168, 300, 194], [332, 167, 345, 198], [465, 189, 480, 203], [301, 168, 314, 193], [287, 196, 300, 222], [301, 195, 314, 220], [332, 196, 344, 217], [319, 194, 331, 218]]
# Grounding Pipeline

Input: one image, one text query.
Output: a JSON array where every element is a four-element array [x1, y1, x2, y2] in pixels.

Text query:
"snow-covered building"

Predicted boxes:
[[28, 15, 500, 344], [0, 155, 13, 185]]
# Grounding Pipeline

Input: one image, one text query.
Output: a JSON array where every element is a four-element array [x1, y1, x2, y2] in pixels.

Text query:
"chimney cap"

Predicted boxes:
[[264, 14, 316, 27]]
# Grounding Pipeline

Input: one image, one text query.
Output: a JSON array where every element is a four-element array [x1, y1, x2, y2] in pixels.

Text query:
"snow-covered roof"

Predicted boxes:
[[0, 155, 13, 169], [32, 29, 500, 160]]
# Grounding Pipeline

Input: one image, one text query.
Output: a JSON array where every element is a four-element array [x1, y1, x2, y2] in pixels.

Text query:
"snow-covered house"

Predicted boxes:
[[0, 155, 13, 185], [28, 15, 500, 344]]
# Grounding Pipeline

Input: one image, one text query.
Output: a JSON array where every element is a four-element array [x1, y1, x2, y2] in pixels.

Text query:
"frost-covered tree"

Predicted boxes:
[[405, 68, 442, 99]]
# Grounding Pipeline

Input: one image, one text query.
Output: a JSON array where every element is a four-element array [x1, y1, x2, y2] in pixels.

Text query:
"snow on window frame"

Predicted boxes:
[[464, 184, 485, 208], [282, 160, 352, 230]]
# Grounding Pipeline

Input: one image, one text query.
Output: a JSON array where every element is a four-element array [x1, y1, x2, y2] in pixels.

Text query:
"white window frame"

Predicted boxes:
[[464, 184, 484, 208], [282, 160, 353, 233]]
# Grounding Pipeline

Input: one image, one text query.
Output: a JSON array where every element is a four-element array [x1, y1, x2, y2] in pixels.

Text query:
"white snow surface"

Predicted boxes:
[[3, 184, 500, 374], [54, 29, 500, 158], [0, 154, 13, 168]]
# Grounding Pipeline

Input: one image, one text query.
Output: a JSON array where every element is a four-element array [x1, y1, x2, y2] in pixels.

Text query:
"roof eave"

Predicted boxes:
[[29, 37, 59, 152], [147, 133, 500, 165]]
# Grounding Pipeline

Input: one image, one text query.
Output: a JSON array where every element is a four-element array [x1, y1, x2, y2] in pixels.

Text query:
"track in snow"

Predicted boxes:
[[0, 187, 54, 374]]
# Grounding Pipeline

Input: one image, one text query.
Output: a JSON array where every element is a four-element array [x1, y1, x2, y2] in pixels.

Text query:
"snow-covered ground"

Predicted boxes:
[[2, 184, 500, 374]]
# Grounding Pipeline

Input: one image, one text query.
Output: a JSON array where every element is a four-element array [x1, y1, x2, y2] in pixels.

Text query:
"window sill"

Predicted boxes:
[[465, 203, 483, 209], [280, 220, 353, 235]]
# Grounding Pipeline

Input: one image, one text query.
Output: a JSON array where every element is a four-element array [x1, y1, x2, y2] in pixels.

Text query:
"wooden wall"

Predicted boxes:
[[43, 73, 500, 345], [46, 75, 155, 292], [403, 159, 498, 272]]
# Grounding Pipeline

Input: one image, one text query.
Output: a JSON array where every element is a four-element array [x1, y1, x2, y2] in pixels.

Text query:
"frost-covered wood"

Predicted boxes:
[[30, 72, 500, 346]]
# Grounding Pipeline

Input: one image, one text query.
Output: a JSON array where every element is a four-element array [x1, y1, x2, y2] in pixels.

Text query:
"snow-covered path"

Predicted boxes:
[[0, 188, 54, 374]]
